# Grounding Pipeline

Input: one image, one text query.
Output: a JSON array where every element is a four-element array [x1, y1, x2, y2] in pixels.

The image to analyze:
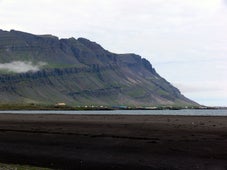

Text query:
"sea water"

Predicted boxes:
[[0, 109, 227, 116]]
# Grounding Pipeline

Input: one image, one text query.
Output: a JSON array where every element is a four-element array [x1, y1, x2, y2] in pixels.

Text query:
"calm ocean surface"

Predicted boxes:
[[0, 109, 227, 116]]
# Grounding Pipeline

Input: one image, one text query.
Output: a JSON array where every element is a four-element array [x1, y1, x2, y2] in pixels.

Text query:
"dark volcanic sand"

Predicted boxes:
[[0, 114, 227, 170]]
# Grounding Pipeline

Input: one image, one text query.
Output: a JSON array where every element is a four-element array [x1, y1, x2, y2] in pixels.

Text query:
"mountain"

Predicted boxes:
[[0, 29, 198, 107]]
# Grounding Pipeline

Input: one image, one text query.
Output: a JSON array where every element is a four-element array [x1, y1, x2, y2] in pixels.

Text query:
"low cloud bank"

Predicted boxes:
[[0, 61, 46, 73], [174, 82, 224, 94]]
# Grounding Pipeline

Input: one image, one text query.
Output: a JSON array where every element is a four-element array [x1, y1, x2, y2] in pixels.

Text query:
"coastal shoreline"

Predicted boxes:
[[0, 113, 227, 169]]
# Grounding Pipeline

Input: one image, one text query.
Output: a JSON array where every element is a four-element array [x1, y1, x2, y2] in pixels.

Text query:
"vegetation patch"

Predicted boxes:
[[0, 162, 52, 170]]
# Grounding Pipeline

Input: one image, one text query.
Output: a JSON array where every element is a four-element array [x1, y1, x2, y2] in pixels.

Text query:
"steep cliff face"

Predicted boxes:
[[0, 29, 197, 106]]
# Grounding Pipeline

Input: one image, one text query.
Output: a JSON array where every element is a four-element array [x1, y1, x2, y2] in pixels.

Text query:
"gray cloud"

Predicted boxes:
[[0, 61, 46, 73], [0, 0, 226, 106], [174, 82, 227, 106], [174, 83, 222, 93]]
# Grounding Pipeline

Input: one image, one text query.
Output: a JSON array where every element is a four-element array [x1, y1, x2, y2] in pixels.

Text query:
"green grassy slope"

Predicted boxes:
[[0, 29, 198, 107]]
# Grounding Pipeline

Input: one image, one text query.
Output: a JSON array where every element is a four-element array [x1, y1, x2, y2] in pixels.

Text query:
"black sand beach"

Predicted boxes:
[[0, 113, 227, 169]]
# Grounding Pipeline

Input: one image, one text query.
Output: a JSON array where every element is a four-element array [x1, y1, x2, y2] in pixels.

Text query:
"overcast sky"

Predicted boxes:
[[0, 0, 227, 106]]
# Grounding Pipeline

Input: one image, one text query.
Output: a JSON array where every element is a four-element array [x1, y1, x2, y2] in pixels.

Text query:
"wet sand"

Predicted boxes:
[[0, 113, 227, 169]]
